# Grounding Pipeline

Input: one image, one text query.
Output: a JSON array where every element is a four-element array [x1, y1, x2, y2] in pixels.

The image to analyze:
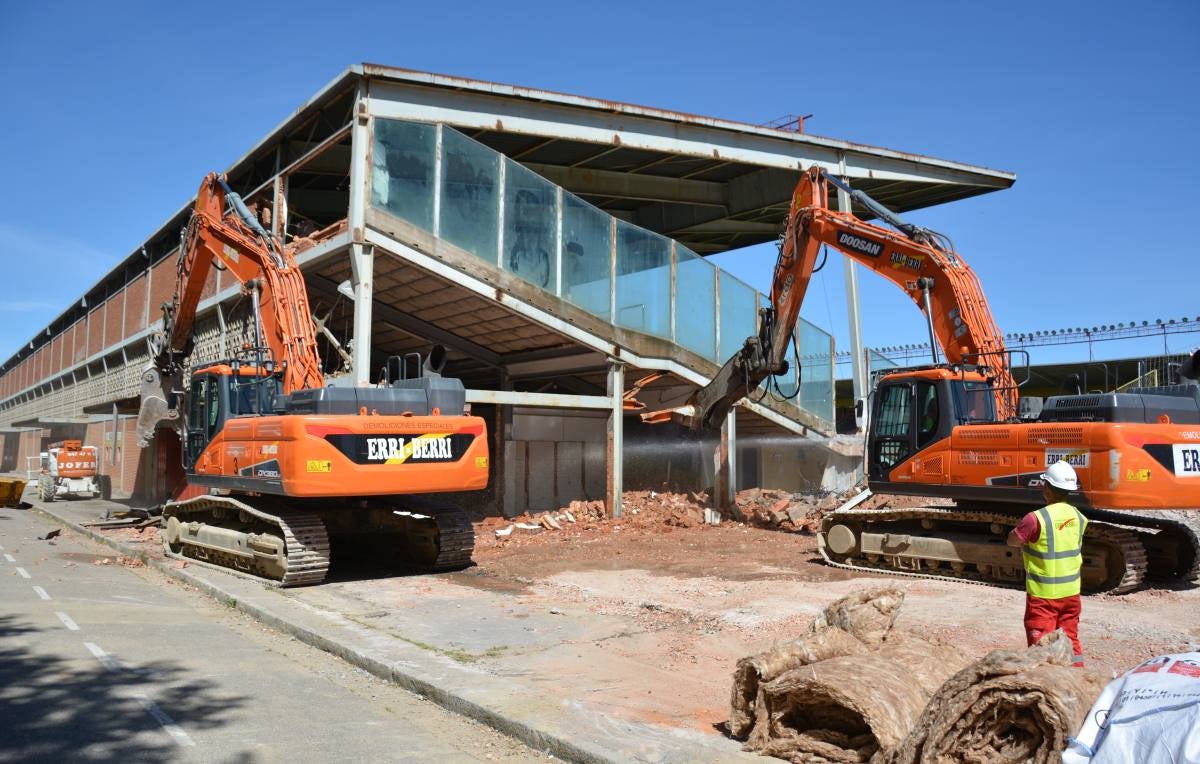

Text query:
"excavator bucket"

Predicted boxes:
[[639, 404, 698, 429], [0, 477, 28, 508], [136, 364, 182, 447]]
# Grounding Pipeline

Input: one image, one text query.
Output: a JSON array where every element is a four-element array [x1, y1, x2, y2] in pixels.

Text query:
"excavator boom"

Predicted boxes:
[[677, 166, 1016, 431], [138, 173, 325, 445]]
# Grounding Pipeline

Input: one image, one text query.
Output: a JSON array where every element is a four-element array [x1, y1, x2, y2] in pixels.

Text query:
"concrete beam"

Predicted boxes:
[[465, 389, 611, 410], [523, 162, 726, 207]]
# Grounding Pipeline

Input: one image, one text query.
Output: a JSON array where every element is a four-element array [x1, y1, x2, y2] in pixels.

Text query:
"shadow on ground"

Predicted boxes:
[[0, 615, 251, 762]]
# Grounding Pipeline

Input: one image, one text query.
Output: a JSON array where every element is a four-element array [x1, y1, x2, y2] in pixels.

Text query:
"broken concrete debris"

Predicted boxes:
[[484, 488, 854, 545]]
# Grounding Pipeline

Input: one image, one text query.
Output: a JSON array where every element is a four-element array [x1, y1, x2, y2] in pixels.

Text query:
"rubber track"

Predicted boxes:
[[818, 505, 1149, 594], [163, 496, 331, 587], [1078, 508, 1200, 584], [400, 507, 475, 571]]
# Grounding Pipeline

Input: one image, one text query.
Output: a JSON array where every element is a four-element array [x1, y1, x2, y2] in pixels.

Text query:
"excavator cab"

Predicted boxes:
[[183, 361, 283, 469], [867, 368, 997, 481]]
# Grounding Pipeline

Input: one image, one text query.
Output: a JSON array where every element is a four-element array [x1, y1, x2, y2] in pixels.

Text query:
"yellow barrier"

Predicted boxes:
[[0, 477, 28, 507]]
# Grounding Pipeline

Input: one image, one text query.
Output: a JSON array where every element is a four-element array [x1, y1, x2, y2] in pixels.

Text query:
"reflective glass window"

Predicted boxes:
[[561, 193, 612, 319], [615, 222, 671, 338], [718, 271, 757, 361], [370, 119, 436, 230], [674, 247, 716, 359], [503, 160, 557, 290], [798, 318, 835, 423], [439, 128, 499, 262]]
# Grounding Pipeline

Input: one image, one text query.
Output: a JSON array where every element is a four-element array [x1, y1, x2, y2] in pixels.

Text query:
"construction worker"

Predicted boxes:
[[1006, 460, 1088, 666]]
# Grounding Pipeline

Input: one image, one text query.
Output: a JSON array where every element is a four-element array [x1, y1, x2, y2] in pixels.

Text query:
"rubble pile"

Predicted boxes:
[[475, 486, 859, 550], [477, 490, 714, 548], [734, 488, 846, 532]]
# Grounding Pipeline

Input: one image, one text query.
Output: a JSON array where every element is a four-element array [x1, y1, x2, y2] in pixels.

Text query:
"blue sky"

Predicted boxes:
[[0, 0, 1196, 370]]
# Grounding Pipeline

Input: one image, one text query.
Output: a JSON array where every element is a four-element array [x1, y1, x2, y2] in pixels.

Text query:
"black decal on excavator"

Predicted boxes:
[[325, 433, 474, 465], [239, 459, 281, 479], [836, 231, 885, 258], [985, 472, 1044, 488]]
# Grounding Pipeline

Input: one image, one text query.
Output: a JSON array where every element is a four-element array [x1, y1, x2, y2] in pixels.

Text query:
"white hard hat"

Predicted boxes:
[[1041, 460, 1079, 491]]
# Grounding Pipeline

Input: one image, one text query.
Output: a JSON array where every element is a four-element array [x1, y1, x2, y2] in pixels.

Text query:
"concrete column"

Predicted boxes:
[[494, 368, 510, 517], [605, 361, 623, 519], [348, 80, 373, 386], [838, 160, 867, 431], [349, 243, 374, 385], [714, 406, 736, 511]]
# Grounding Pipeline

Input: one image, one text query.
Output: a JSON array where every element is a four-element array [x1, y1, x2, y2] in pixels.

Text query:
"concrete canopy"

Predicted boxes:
[[361, 64, 1015, 255]]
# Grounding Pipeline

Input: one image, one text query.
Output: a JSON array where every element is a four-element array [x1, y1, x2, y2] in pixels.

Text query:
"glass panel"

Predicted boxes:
[[674, 247, 716, 359], [439, 128, 499, 262], [798, 318, 835, 423], [561, 193, 612, 319], [718, 271, 756, 362], [951, 380, 997, 423], [876, 385, 911, 438], [502, 160, 557, 290], [371, 119, 436, 230], [874, 383, 913, 469], [868, 348, 900, 375], [916, 381, 940, 448], [614, 221, 671, 338]]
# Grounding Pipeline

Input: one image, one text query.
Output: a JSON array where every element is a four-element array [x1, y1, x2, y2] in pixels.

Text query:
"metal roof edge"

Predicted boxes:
[[358, 63, 1016, 185]]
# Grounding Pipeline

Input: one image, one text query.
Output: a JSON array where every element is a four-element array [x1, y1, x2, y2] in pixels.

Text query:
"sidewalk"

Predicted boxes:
[[24, 489, 762, 764]]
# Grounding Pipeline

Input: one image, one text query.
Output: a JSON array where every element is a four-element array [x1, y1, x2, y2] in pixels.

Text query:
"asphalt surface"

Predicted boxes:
[[0, 503, 546, 763]]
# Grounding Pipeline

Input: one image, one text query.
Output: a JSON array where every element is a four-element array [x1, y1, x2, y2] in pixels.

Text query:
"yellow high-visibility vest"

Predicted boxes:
[[1023, 501, 1087, 599]]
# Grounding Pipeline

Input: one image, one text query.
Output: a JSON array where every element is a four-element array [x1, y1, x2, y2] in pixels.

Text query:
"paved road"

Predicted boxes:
[[0, 504, 545, 763]]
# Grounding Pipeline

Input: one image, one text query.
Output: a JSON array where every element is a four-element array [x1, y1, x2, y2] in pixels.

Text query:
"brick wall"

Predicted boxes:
[[104, 293, 125, 350], [148, 256, 176, 323], [124, 273, 148, 337]]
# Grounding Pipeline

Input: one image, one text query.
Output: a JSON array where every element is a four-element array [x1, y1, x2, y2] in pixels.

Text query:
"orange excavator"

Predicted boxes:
[[653, 166, 1200, 594], [137, 173, 489, 585]]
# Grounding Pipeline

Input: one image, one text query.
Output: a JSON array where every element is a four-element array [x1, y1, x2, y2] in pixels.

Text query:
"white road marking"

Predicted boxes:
[[135, 695, 196, 747], [4, 553, 15, 563], [85, 642, 120, 671], [84, 643, 193, 745], [32, 585, 50, 600], [15, 567, 30, 579], [112, 595, 156, 605], [55, 611, 80, 631]]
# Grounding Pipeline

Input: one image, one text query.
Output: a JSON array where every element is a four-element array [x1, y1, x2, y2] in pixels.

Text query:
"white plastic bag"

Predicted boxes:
[[1064, 652, 1200, 763]]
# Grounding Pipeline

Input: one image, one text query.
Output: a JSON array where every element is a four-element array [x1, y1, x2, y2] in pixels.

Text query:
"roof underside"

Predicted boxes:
[[467, 129, 1003, 254]]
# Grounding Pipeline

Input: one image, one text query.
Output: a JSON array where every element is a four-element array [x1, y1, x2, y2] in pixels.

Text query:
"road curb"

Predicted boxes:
[[29, 503, 622, 764]]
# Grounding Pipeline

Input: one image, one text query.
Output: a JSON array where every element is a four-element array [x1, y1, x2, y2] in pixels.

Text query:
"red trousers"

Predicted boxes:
[[1024, 594, 1083, 664]]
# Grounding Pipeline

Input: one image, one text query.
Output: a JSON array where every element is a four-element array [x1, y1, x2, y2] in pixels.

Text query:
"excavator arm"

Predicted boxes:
[[670, 166, 1015, 431], [137, 173, 325, 445]]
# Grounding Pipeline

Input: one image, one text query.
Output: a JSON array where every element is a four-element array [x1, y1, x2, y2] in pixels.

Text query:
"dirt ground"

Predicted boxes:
[[456, 490, 1199, 732], [85, 490, 1200, 737]]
